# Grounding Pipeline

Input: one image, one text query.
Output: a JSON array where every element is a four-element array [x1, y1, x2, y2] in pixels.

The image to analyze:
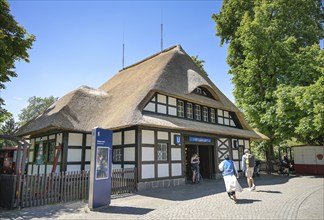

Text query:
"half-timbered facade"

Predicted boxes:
[[16, 45, 268, 190]]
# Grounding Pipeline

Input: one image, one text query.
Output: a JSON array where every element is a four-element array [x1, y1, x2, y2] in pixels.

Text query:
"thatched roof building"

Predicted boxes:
[[16, 45, 268, 189], [16, 45, 267, 141]]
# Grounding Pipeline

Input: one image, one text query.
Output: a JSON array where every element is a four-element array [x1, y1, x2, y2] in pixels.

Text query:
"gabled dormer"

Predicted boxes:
[[192, 86, 217, 100]]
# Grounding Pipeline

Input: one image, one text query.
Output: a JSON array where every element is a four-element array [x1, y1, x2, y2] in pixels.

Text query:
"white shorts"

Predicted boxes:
[[245, 167, 254, 178]]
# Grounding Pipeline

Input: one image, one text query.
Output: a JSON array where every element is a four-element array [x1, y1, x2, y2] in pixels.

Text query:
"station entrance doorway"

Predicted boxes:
[[185, 145, 214, 181]]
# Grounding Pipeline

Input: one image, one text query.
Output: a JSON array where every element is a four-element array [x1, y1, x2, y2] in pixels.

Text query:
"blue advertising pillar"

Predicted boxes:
[[88, 127, 113, 210]]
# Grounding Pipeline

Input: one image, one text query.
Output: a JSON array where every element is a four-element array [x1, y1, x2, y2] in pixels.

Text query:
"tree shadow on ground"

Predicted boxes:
[[136, 173, 301, 201], [0, 202, 85, 219]]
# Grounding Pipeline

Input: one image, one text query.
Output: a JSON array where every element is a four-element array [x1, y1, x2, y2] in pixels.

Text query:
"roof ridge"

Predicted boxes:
[[119, 45, 181, 72]]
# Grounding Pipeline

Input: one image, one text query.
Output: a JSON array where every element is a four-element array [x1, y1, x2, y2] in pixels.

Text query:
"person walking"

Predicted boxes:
[[191, 153, 200, 183], [242, 149, 256, 191], [219, 154, 242, 202]]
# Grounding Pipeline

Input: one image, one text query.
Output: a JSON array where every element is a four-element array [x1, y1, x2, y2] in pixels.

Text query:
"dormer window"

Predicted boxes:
[[143, 92, 241, 128], [193, 87, 215, 99]]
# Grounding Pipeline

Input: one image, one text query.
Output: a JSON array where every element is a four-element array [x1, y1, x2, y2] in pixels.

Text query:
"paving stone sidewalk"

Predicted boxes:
[[0, 174, 323, 220]]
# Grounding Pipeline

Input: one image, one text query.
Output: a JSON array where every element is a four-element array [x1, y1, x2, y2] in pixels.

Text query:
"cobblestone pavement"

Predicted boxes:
[[1, 174, 323, 220]]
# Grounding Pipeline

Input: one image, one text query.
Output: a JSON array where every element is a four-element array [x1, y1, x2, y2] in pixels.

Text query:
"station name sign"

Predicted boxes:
[[188, 136, 212, 143]]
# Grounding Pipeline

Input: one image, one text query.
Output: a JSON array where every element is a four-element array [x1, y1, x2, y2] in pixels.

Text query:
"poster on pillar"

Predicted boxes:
[[89, 127, 113, 210]]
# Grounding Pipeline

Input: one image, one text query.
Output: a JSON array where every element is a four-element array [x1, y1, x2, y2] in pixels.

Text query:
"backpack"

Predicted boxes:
[[245, 154, 255, 168]]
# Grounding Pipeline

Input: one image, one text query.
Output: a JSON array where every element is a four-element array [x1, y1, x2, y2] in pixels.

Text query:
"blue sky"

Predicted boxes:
[[2, 0, 232, 121]]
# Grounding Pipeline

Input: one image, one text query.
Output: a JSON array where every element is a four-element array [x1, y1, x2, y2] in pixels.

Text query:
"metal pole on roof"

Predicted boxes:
[[122, 43, 125, 69], [161, 23, 163, 52], [161, 9, 163, 52], [122, 30, 125, 69]]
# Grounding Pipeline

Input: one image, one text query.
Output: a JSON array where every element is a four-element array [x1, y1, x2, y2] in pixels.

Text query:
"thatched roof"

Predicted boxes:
[[16, 45, 268, 140]]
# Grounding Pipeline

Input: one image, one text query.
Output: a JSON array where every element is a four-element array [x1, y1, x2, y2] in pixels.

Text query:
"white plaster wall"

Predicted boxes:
[[67, 149, 82, 162], [218, 150, 227, 159], [36, 137, 41, 142], [171, 163, 182, 176], [68, 133, 83, 146], [124, 164, 135, 168], [66, 165, 81, 172], [41, 136, 48, 141], [28, 164, 33, 175], [224, 118, 229, 125], [86, 134, 92, 146], [168, 97, 176, 106], [232, 150, 239, 160], [142, 147, 154, 161], [39, 165, 46, 174], [142, 130, 155, 144], [84, 164, 90, 171], [85, 149, 91, 162], [47, 165, 53, 173], [239, 139, 244, 145], [142, 164, 155, 179], [49, 135, 55, 140], [158, 164, 169, 177], [171, 148, 181, 160], [113, 132, 122, 146], [124, 147, 135, 161], [56, 133, 63, 145], [157, 104, 167, 114], [124, 130, 135, 144], [244, 140, 250, 148], [144, 102, 156, 112], [157, 131, 168, 140], [29, 151, 34, 162], [30, 139, 35, 150], [51, 165, 60, 173], [113, 164, 122, 169]]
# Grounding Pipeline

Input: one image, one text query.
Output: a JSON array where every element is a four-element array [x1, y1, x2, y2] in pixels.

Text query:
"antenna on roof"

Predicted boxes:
[[122, 29, 125, 69], [160, 9, 163, 52]]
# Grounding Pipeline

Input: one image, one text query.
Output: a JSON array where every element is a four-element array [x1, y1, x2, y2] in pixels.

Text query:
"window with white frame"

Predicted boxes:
[[186, 103, 193, 119], [157, 143, 168, 161], [177, 100, 184, 117], [203, 107, 208, 122], [113, 148, 122, 162], [195, 105, 201, 120]]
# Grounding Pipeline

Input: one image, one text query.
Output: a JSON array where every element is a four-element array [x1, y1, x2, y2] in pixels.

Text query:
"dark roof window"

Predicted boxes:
[[193, 87, 215, 99]]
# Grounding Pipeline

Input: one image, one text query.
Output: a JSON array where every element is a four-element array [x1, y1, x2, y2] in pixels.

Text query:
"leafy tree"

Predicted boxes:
[[0, 0, 35, 123], [191, 55, 208, 75], [274, 75, 324, 145], [18, 96, 58, 125], [0, 116, 18, 147], [213, 0, 324, 163], [0, 104, 11, 124]]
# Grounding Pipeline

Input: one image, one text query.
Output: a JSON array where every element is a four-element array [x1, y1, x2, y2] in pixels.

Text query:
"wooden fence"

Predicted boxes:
[[20, 170, 90, 208], [112, 168, 137, 195], [0, 167, 137, 209]]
